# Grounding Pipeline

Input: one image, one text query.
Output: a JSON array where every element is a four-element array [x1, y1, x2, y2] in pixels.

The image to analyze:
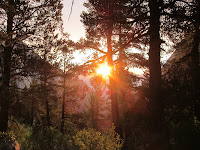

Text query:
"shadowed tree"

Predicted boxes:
[[0, 0, 63, 132], [80, 0, 148, 136], [147, 0, 200, 149], [148, 0, 163, 149], [80, 0, 123, 135]]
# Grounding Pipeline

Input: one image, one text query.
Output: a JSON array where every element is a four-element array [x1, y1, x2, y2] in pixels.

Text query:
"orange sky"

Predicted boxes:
[[61, 0, 159, 76], [62, 0, 146, 75]]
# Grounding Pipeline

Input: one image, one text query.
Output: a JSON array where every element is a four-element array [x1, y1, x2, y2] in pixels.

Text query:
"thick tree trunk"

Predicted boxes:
[[149, 0, 161, 132], [118, 26, 126, 100], [107, 25, 121, 136], [148, 0, 170, 150], [191, 2, 200, 120], [118, 27, 127, 149], [0, 47, 12, 132], [0, 1, 13, 132]]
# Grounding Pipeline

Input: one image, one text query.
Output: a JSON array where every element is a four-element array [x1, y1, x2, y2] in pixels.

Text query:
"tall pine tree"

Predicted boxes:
[[0, 0, 63, 132]]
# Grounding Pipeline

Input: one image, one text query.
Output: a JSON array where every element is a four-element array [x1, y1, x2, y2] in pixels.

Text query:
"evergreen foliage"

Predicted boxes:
[[0, 0, 200, 149]]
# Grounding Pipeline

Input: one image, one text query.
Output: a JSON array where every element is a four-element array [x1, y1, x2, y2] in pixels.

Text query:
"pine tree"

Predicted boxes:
[[0, 0, 63, 132], [79, 0, 148, 136], [80, 0, 121, 135], [148, 0, 164, 149]]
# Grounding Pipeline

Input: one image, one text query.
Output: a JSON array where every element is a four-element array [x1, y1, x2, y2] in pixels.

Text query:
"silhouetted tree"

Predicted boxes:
[[0, 0, 63, 132], [80, 0, 149, 137]]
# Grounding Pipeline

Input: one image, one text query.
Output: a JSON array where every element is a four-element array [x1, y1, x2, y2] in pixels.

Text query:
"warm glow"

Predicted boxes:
[[129, 67, 144, 75], [96, 63, 111, 77]]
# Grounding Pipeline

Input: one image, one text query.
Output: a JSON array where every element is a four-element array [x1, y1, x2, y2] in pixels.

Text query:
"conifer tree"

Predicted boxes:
[[80, 0, 148, 136], [0, 0, 63, 132]]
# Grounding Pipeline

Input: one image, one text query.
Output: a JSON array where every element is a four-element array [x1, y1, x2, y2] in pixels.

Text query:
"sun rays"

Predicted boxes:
[[96, 63, 111, 77]]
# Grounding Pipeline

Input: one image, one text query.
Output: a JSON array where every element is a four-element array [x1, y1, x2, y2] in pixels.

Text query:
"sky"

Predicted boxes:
[[62, 0, 86, 41], [61, 0, 172, 75], [62, 0, 94, 65], [61, 0, 147, 75]]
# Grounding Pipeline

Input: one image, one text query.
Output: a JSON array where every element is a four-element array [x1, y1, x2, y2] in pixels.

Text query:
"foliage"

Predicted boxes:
[[121, 110, 148, 150], [0, 0, 200, 150], [85, 76, 111, 129], [73, 126, 123, 150], [8, 120, 80, 150], [8, 119, 31, 149], [6, 121, 124, 150], [0, 0, 64, 132], [23, 126, 70, 150], [0, 132, 16, 150], [169, 117, 200, 150]]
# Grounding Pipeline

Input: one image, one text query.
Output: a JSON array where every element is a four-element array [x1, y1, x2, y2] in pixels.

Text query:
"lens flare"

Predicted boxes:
[[96, 63, 111, 77]]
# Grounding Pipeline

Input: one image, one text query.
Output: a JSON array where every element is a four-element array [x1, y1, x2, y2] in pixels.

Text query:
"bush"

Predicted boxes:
[[8, 120, 31, 149], [7, 120, 123, 149], [73, 126, 123, 150], [8, 120, 78, 150], [0, 132, 16, 150], [25, 126, 70, 150]]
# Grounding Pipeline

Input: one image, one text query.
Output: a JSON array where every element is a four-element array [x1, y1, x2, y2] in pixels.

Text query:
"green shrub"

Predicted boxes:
[[26, 126, 70, 150], [73, 126, 123, 150], [7, 120, 123, 150], [8, 120, 31, 149], [0, 132, 16, 150], [8, 120, 78, 150]]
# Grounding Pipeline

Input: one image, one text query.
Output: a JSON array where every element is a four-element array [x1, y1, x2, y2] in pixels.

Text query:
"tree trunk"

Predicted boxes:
[[0, 0, 14, 132], [118, 26, 127, 149], [107, 24, 121, 136], [45, 78, 51, 127], [148, 0, 170, 150], [43, 63, 50, 127], [118, 24, 126, 85], [31, 98, 34, 126], [61, 82, 65, 133], [191, 2, 200, 121], [43, 48, 51, 127], [45, 99, 50, 127], [61, 62, 66, 133], [149, 0, 161, 132], [118, 25, 126, 103]]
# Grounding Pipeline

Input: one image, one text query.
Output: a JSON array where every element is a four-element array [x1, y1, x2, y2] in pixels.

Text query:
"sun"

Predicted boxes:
[[96, 63, 111, 77]]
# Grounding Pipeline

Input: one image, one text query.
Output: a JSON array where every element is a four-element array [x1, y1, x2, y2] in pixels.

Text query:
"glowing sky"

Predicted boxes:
[[61, 0, 148, 75], [62, 0, 86, 42]]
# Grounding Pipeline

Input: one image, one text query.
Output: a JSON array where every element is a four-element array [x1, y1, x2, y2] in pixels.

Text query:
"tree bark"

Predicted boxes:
[[43, 47, 51, 127], [107, 24, 121, 136], [191, 1, 200, 121], [31, 98, 34, 126], [118, 25, 126, 100], [148, 0, 170, 150], [61, 60, 66, 133], [44, 77, 51, 127], [149, 0, 161, 132], [0, 0, 14, 132]]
